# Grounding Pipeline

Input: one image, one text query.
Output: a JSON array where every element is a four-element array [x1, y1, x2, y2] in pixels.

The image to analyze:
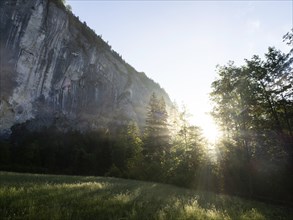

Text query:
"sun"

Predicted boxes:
[[202, 122, 221, 143], [178, 103, 222, 144], [196, 116, 221, 144]]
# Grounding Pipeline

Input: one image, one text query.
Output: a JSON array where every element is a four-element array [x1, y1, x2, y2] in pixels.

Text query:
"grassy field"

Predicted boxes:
[[0, 172, 292, 220]]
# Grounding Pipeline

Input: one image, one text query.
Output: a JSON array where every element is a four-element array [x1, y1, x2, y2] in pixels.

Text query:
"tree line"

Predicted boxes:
[[0, 92, 215, 191]]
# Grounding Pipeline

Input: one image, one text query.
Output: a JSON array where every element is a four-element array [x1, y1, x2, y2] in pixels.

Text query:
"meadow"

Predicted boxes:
[[0, 172, 292, 220]]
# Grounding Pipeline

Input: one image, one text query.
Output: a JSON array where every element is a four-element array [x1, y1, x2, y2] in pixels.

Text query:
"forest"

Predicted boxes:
[[0, 31, 292, 209]]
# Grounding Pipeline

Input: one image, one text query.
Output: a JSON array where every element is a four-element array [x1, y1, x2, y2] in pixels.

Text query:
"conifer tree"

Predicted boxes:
[[143, 93, 170, 161]]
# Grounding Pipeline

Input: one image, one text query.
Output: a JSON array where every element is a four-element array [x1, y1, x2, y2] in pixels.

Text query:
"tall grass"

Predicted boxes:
[[0, 172, 291, 219]]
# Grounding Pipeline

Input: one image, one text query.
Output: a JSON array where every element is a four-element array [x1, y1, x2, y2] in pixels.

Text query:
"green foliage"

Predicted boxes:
[[143, 93, 170, 161], [166, 105, 211, 189], [0, 172, 292, 220], [210, 44, 293, 203], [109, 122, 143, 178], [140, 93, 171, 182]]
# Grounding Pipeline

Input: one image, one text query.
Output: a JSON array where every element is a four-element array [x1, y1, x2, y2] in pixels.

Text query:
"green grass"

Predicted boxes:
[[0, 172, 291, 220]]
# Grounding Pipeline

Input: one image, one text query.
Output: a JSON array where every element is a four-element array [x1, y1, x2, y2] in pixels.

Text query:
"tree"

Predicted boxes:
[[168, 105, 207, 188], [141, 93, 170, 181], [210, 43, 293, 202], [143, 93, 170, 161], [108, 121, 143, 177]]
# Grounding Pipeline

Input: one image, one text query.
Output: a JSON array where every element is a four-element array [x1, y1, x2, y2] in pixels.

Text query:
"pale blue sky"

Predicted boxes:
[[67, 0, 292, 140]]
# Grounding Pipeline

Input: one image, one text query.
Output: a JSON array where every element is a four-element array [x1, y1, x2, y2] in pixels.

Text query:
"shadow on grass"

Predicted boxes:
[[0, 172, 292, 220]]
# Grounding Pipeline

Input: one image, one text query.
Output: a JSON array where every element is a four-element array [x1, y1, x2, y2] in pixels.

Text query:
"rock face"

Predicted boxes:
[[0, 0, 171, 136]]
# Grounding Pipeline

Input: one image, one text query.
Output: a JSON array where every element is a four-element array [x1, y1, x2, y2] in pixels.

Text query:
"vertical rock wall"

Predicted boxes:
[[0, 0, 171, 135]]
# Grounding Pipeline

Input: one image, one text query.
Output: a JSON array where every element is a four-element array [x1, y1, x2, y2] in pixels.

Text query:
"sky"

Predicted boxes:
[[67, 0, 292, 141]]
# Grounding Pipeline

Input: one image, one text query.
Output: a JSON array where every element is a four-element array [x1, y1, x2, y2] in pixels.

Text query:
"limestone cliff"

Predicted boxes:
[[0, 0, 171, 136]]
